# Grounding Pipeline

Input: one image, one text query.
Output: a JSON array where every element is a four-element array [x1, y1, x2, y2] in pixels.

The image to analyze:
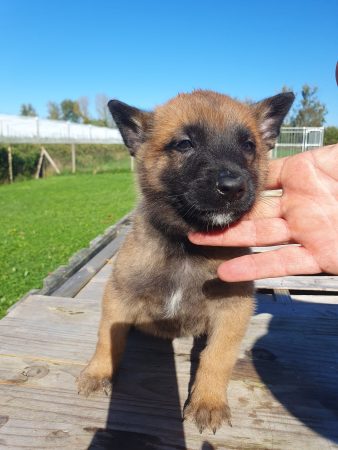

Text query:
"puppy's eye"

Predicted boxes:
[[175, 139, 193, 151], [243, 140, 256, 153]]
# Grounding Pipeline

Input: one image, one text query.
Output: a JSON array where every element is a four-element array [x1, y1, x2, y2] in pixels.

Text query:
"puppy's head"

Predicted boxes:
[[108, 90, 294, 234]]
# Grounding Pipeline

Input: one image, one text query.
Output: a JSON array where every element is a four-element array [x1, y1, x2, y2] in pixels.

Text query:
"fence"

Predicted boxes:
[[0, 115, 125, 181], [0, 114, 122, 144], [272, 127, 324, 159]]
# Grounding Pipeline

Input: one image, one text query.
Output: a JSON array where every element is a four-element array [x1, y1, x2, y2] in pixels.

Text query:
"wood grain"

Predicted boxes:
[[1, 294, 338, 448], [51, 228, 129, 298], [256, 275, 338, 292]]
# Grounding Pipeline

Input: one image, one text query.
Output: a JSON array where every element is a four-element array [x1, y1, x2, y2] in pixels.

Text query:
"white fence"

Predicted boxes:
[[0, 115, 125, 181], [272, 127, 324, 158], [0, 114, 123, 144]]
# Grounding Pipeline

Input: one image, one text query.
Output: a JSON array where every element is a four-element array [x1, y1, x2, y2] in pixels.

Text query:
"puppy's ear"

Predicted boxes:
[[108, 100, 153, 155], [253, 92, 295, 149]]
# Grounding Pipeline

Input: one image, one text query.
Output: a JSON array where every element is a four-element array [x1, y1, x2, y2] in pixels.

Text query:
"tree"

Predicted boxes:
[[20, 103, 37, 117], [290, 85, 327, 127], [47, 101, 61, 120], [60, 99, 81, 123], [78, 96, 90, 123], [324, 126, 338, 145], [95, 93, 115, 127]]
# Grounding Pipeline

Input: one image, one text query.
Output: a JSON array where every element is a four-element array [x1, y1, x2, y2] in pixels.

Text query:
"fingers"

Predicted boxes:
[[311, 144, 338, 181], [189, 218, 291, 247], [217, 246, 321, 282], [266, 144, 338, 189], [245, 195, 282, 220], [265, 157, 287, 189]]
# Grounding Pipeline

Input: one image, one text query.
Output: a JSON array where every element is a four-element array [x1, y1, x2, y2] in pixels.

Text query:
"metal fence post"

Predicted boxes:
[[301, 127, 306, 152]]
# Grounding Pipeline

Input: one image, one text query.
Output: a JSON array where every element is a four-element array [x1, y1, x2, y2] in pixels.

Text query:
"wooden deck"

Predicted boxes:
[[1, 227, 338, 449]]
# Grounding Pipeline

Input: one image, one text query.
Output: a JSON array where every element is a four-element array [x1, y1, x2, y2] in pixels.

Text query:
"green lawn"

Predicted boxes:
[[0, 172, 136, 318]]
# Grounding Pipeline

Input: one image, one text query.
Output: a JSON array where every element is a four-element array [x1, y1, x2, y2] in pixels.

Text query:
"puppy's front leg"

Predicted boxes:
[[184, 298, 253, 433], [77, 285, 130, 396]]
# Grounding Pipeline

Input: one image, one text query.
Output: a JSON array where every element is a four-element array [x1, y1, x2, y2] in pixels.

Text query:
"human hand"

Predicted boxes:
[[189, 144, 338, 281]]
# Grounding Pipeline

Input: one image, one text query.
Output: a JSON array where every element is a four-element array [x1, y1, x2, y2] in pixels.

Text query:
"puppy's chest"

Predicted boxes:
[[163, 286, 184, 318], [155, 259, 211, 319]]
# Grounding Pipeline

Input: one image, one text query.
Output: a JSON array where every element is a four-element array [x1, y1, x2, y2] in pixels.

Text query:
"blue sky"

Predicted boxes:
[[1, 0, 337, 124]]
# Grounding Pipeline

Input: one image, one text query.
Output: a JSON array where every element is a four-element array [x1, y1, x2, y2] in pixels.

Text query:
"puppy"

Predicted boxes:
[[77, 89, 294, 433]]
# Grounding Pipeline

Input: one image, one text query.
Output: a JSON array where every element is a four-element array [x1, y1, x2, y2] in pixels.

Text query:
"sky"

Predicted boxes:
[[1, 0, 337, 125]]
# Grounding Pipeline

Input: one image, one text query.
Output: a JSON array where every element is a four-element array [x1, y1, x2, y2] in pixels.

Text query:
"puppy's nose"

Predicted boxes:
[[216, 170, 245, 199]]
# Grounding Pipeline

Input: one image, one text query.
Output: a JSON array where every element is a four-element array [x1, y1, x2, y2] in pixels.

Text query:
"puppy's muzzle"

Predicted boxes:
[[216, 169, 246, 201]]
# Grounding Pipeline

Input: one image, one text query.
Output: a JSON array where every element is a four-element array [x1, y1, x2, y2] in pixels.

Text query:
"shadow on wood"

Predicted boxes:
[[87, 327, 217, 450], [253, 299, 338, 444], [184, 336, 207, 412], [88, 329, 187, 449]]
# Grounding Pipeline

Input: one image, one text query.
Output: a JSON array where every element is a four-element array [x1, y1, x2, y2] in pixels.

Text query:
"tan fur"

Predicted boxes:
[[77, 90, 270, 433], [139, 91, 269, 210]]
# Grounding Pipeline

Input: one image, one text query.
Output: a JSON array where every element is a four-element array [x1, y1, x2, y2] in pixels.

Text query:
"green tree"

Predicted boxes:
[[60, 99, 81, 122], [324, 126, 338, 145], [290, 85, 327, 127], [47, 101, 61, 120], [20, 103, 37, 117]]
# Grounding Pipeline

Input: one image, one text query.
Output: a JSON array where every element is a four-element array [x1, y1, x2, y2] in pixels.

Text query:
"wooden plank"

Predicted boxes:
[[71, 143, 76, 174], [0, 351, 336, 449], [83, 262, 112, 283], [3, 294, 338, 362], [75, 280, 107, 301], [35, 147, 44, 179], [257, 293, 338, 318], [41, 147, 60, 174], [1, 295, 338, 448], [291, 294, 338, 305], [1, 322, 338, 448], [0, 369, 336, 449], [7, 145, 13, 183], [255, 275, 338, 292], [273, 288, 292, 304], [75, 262, 112, 299], [252, 244, 299, 253], [52, 233, 125, 298], [0, 295, 99, 362], [0, 362, 110, 449]]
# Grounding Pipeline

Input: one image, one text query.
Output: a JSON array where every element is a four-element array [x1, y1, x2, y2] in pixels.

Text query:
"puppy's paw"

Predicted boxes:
[[183, 398, 232, 434], [77, 370, 112, 397]]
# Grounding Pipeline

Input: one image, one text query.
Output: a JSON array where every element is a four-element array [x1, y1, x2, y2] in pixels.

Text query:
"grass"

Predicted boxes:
[[0, 171, 136, 318]]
